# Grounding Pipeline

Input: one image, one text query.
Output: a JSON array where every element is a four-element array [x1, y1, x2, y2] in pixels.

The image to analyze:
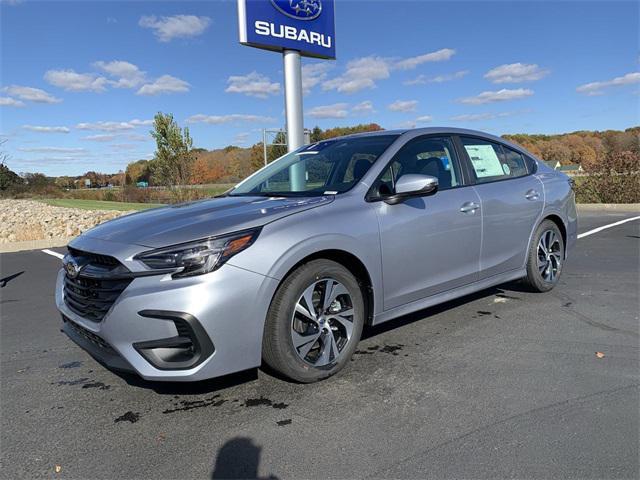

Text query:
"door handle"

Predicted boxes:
[[525, 189, 540, 201], [460, 201, 480, 214]]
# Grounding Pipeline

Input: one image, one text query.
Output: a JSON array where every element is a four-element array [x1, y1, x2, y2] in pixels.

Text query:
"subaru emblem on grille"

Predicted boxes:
[[63, 256, 82, 279]]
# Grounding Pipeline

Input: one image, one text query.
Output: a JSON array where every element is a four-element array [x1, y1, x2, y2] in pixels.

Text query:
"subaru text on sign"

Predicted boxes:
[[238, 0, 336, 59]]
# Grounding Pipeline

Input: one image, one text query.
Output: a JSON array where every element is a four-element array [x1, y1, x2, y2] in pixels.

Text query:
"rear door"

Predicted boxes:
[[371, 135, 482, 310], [457, 136, 543, 279]]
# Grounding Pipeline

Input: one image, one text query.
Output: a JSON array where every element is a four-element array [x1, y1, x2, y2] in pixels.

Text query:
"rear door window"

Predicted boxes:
[[460, 137, 529, 183]]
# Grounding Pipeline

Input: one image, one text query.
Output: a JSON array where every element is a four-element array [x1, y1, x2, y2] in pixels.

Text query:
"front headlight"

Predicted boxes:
[[134, 228, 261, 278]]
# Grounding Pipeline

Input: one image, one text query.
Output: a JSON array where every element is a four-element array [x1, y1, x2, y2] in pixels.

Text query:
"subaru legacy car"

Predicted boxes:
[[56, 128, 577, 383]]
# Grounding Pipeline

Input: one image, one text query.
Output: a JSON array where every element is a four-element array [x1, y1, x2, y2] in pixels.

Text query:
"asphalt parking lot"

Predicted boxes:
[[1, 207, 639, 479]]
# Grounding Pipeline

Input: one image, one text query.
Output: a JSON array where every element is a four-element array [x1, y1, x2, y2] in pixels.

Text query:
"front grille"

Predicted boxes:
[[68, 247, 120, 267], [63, 248, 132, 322], [63, 315, 114, 352]]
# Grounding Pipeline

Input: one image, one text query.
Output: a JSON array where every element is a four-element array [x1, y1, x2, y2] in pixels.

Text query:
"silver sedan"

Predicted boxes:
[[56, 128, 577, 383]]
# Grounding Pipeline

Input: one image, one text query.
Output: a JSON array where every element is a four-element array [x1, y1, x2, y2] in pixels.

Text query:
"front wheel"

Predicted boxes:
[[262, 259, 365, 383], [522, 219, 565, 292]]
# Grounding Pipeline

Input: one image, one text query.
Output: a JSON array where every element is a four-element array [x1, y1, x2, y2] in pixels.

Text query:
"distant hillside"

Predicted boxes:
[[503, 127, 639, 168]]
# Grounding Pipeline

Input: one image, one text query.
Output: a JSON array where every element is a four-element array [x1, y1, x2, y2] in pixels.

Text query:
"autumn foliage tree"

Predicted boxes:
[[503, 127, 637, 166]]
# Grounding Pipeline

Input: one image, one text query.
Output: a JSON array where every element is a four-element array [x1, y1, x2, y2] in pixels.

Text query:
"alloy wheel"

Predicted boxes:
[[290, 278, 355, 367], [537, 229, 562, 283]]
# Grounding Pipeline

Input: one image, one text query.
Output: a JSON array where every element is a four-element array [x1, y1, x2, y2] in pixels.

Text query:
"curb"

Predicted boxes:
[[0, 237, 74, 254], [577, 203, 640, 212]]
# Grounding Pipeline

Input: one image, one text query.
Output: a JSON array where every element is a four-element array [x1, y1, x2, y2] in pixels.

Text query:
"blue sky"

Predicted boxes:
[[1, 0, 638, 176]]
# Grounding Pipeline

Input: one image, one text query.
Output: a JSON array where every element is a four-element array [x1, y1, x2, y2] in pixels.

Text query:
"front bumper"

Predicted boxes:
[[56, 263, 279, 382]]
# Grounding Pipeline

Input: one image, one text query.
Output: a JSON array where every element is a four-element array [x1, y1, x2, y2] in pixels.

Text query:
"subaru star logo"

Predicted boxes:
[[271, 0, 322, 20], [63, 255, 82, 279]]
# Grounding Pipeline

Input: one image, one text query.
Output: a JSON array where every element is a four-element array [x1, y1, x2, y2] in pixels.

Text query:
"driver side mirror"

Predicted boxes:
[[384, 174, 439, 205]]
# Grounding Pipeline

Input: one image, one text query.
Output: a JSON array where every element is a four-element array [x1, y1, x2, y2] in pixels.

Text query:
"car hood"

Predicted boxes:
[[80, 195, 334, 248]]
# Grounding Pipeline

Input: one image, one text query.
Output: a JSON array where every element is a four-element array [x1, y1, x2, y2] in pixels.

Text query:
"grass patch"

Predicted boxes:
[[41, 199, 164, 211]]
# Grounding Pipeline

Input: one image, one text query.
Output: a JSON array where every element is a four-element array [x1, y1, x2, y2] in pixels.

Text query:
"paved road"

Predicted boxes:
[[1, 208, 638, 479]]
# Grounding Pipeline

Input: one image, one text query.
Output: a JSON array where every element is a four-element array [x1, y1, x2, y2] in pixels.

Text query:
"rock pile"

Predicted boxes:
[[0, 200, 132, 244]]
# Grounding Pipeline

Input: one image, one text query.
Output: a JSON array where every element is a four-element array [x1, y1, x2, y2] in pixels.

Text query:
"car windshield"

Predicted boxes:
[[229, 135, 399, 197]]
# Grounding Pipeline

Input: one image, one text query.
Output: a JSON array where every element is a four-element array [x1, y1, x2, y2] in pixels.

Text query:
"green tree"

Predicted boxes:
[[0, 163, 21, 191], [0, 140, 21, 191], [149, 112, 194, 187]]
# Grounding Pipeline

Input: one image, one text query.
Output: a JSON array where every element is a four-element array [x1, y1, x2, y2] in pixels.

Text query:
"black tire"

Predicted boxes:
[[262, 259, 365, 383], [522, 219, 565, 292]]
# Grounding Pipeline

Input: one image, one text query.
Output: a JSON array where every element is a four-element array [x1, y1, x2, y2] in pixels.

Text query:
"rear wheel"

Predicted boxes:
[[262, 259, 365, 383], [522, 219, 565, 292]]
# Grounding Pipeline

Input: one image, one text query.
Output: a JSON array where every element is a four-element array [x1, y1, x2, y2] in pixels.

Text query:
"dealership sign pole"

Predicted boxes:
[[237, 0, 336, 189]]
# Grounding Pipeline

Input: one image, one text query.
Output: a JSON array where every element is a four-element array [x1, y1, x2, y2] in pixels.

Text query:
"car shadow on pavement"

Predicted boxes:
[[0, 270, 24, 288], [362, 280, 530, 340], [210, 437, 278, 480], [112, 368, 259, 395]]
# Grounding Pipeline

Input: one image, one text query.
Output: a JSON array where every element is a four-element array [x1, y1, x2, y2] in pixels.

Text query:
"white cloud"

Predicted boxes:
[[129, 119, 153, 127], [404, 70, 469, 86], [0, 97, 25, 107], [81, 131, 150, 143], [395, 115, 434, 129], [225, 72, 280, 99], [22, 125, 70, 133], [301, 63, 333, 95], [82, 134, 118, 142], [234, 132, 250, 145], [484, 63, 549, 84], [76, 121, 135, 132], [185, 114, 276, 125], [44, 69, 108, 92], [576, 72, 640, 96], [458, 88, 534, 105], [1, 0, 24, 6], [394, 48, 456, 70], [136, 75, 190, 95], [139, 15, 211, 42], [93, 60, 147, 88], [18, 146, 87, 153], [388, 100, 418, 112], [126, 133, 150, 141], [450, 111, 517, 121], [323, 48, 455, 94], [307, 103, 350, 119], [110, 143, 137, 151], [394, 120, 417, 129], [351, 100, 375, 115], [322, 56, 391, 94], [2, 85, 62, 103]]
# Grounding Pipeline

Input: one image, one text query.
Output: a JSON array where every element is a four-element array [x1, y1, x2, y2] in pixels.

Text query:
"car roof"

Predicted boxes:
[[336, 127, 537, 160]]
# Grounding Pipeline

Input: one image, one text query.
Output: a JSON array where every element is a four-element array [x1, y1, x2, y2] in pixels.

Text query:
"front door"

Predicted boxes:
[[370, 135, 482, 311]]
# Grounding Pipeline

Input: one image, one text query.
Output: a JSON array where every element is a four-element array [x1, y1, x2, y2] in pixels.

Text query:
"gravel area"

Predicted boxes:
[[0, 199, 131, 244]]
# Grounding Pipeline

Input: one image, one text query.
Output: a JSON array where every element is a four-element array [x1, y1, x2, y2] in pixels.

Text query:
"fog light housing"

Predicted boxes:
[[133, 310, 214, 370]]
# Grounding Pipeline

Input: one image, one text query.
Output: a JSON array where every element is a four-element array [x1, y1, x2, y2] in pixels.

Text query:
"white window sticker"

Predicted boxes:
[[464, 144, 504, 178]]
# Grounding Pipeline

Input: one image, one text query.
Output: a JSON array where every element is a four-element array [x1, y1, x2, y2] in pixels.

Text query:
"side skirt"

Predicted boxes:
[[371, 268, 526, 326]]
